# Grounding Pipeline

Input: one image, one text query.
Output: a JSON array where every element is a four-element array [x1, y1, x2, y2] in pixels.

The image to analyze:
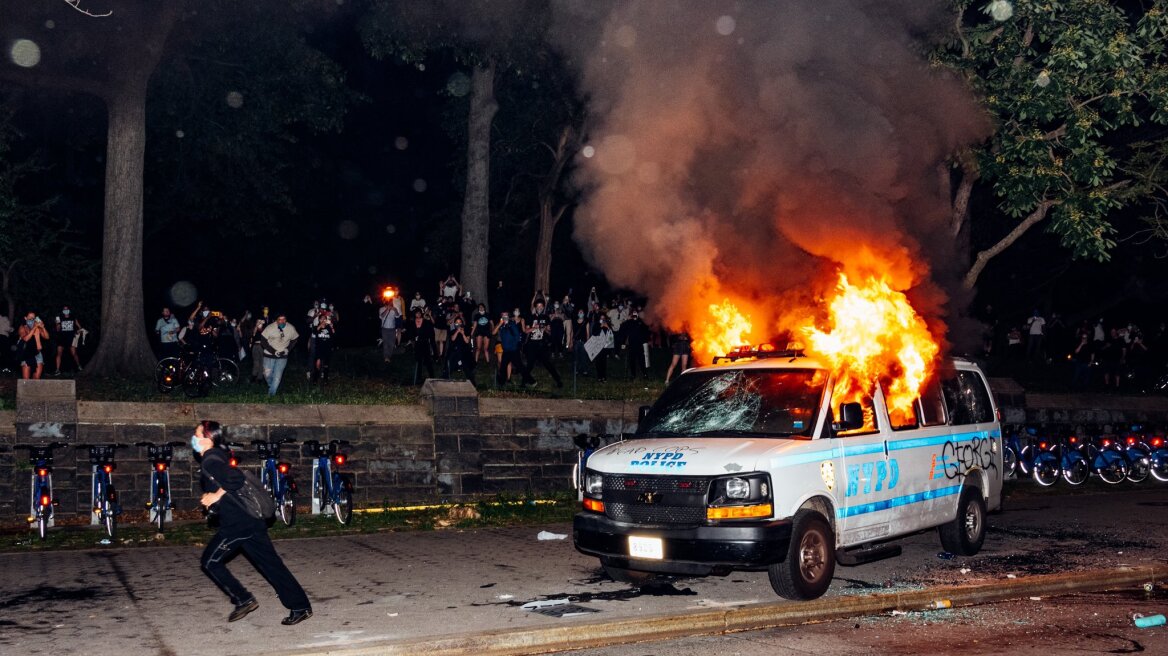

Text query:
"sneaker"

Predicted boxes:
[[281, 609, 313, 625], [228, 598, 258, 622]]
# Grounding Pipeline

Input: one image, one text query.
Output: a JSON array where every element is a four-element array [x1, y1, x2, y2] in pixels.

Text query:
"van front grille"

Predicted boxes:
[[602, 474, 710, 526]]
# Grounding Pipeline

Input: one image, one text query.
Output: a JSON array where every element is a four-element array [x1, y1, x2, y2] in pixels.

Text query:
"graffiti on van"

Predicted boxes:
[[845, 458, 900, 497], [930, 434, 998, 480]]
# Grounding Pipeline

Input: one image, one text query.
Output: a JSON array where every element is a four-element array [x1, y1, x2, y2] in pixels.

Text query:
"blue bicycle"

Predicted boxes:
[[303, 439, 353, 525], [137, 441, 183, 531], [1031, 431, 1088, 486], [252, 437, 298, 526], [77, 444, 125, 540], [17, 442, 67, 540]]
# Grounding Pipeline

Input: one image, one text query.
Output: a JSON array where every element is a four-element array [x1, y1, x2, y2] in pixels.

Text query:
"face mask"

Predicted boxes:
[[277, 321, 286, 329], [62, 310, 70, 317], [26, 319, 35, 327], [202, 310, 210, 317], [190, 435, 203, 453], [577, 313, 584, 319]]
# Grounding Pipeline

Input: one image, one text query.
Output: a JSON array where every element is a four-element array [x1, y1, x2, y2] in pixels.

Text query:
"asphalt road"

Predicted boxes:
[[0, 484, 1165, 656]]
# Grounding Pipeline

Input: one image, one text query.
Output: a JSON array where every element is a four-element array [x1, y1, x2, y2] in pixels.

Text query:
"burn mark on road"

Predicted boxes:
[[0, 585, 105, 608]]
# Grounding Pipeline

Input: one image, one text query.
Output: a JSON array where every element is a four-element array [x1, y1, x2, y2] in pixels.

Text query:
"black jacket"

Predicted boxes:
[[200, 446, 264, 532]]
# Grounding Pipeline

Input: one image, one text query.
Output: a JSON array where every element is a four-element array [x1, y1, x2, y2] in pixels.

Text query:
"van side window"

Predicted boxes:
[[940, 371, 993, 425], [832, 390, 878, 437], [916, 378, 948, 427]]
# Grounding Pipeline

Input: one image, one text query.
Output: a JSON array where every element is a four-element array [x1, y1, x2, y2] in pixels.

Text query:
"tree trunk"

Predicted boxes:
[[84, 80, 158, 377], [533, 201, 566, 295], [962, 201, 1054, 291], [80, 2, 182, 377], [459, 61, 498, 304], [532, 126, 573, 297]]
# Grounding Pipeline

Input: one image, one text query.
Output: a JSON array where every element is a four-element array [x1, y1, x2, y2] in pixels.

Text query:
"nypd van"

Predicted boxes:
[[573, 347, 1002, 600]]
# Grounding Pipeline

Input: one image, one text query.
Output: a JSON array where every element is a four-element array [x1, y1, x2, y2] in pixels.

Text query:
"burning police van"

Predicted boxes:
[[572, 346, 1002, 600]]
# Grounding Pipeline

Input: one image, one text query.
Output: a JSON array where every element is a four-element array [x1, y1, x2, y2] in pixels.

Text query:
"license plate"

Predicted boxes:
[[628, 536, 663, 560]]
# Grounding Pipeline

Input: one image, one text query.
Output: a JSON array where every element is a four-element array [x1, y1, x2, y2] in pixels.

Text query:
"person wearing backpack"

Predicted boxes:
[[193, 420, 312, 626]]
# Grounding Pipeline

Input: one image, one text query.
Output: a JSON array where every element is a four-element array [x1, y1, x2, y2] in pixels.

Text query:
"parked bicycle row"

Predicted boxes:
[[13, 438, 355, 541], [1003, 424, 1168, 486]]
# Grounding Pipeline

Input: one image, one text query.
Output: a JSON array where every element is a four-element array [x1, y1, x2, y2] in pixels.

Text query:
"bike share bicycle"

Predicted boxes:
[[302, 440, 354, 524], [136, 441, 184, 531], [252, 437, 298, 526], [16, 442, 67, 540], [76, 443, 125, 540], [1031, 429, 1089, 486], [156, 341, 239, 397]]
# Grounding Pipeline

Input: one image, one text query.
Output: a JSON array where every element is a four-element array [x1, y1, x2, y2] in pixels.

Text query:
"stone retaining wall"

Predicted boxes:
[[2, 378, 1167, 525]]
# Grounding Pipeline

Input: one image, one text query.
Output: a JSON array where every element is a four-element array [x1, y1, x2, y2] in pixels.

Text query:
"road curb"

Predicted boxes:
[[278, 564, 1164, 656]]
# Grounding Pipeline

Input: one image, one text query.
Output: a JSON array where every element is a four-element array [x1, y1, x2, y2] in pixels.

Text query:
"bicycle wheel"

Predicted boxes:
[[1062, 453, 1089, 485], [1002, 446, 1017, 479], [1151, 451, 1168, 482], [1017, 446, 1035, 476], [279, 490, 298, 527], [1095, 450, 1128, 485], [156, 358, 181, 393], [103, 505, 117, 541], [1125, 451, 1151, 483], [333, 480, 353, 525], [214, 359, 239, 386], [1032, 452, 1059, 487]]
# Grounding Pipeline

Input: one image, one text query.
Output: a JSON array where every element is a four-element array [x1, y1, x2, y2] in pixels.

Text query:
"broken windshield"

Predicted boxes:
[[637, 368, 827, 438]]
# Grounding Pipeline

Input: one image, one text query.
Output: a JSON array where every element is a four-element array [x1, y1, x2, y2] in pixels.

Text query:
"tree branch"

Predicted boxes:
[[64, 0, 113, 18], [963, 200, 1059, 290]]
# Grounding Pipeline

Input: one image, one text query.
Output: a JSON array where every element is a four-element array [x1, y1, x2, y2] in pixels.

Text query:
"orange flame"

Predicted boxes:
[[801, 273, 938, 425], [694, 299, 755, 360]]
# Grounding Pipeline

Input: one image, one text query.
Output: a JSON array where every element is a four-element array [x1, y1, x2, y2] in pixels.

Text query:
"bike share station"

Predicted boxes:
[[14, 379, 79, 531]]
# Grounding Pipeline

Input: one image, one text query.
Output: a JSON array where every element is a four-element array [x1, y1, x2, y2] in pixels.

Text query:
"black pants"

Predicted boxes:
[[524, 341, 562, 386], [498, 349, 524, 384], [201, 526, 311, 611], [594, 348, 607, 380], [414, 346, 435, 381], [627, 343, 647, 378]]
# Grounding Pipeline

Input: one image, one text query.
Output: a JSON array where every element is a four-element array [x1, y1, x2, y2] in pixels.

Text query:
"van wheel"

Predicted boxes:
[[938, 487, 986, 556], [768, 510, 835, 600], [602, 563, 669, 587]]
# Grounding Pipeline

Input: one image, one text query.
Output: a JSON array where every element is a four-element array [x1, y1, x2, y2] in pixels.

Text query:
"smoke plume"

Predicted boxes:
[[552, 0, 989, 354]]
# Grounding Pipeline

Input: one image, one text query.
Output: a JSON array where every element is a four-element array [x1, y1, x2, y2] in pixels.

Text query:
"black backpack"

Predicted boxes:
[[207, 468, 276, 520]]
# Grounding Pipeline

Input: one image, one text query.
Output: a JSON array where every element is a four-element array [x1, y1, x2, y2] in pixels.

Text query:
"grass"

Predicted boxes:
[[0, 346, 670, 406], [0, 492, 579, 553]]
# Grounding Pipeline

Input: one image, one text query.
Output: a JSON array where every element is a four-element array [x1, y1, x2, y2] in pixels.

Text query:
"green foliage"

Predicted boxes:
[[0, 109, 99, 319], [937, 0, 1168, 260], [146, 0, 359, 237]]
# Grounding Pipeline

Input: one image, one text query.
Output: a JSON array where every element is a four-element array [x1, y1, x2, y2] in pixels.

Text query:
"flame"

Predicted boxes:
[[802, 273, 938, 425], [694, 299, 755, 360]]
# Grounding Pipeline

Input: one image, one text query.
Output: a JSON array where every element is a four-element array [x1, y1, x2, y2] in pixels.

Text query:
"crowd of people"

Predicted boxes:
[[981, 306, 1168, 391], [142, 276, 694, 395], [0, 305, 86, 380], [372, 276, 693, 389]]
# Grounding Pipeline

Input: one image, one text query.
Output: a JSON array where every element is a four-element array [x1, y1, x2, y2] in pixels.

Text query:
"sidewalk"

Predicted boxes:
[[1, 488, 1165, 656]]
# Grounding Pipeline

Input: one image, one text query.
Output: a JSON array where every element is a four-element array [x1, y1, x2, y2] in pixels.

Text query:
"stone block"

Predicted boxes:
[[329, 425, 361, 442], [396, 471, 435, 486], [398, 424, 434, 445], [116, 424, 166, 444], [533, 434, 575, 450], [433, 415, 480, 434], [457, 436, 482, 452], [17, 422, 76, 442], [483, 464, 542, 479], [434, 435, 460, 453], [482, 478, 532, 494], [420, 379, 479, 415], [479, 449, 515, 465], [515, 449, 562, 465], [460, 474, 483, 495], [479, 434, 530, 451]]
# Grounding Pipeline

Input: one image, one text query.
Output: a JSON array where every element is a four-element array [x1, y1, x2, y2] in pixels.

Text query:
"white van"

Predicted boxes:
[[573, 347, 1003, 600]]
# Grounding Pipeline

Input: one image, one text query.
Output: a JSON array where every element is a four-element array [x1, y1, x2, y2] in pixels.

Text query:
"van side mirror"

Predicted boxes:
[[833, 402, 864, 432]]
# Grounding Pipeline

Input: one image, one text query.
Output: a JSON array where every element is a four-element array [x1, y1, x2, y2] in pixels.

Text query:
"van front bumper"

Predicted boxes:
[[573, 511, 792, 576]]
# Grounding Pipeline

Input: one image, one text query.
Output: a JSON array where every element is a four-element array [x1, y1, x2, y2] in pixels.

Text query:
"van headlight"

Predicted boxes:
[[707, 473, 772, 520], [585, 472, 603, 498]]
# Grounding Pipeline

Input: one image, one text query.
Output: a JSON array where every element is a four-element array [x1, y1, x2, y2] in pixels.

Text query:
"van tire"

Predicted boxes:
[[938, 487, 986, 556], [768, 510, 835, 600]]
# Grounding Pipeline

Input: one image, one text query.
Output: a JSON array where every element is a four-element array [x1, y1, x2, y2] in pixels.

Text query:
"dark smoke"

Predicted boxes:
[[551, 0, 989, 353]]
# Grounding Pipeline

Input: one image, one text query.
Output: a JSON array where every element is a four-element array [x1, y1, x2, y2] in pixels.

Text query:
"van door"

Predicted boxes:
[[830, 391, 894, 546], [884, 377, 954, 532]]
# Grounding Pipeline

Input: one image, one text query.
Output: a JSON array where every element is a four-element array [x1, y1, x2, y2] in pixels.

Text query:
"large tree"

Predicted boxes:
[[938, 0, 1168, 290], [0, 1, 351, 376], [361, 0, 552, 303]]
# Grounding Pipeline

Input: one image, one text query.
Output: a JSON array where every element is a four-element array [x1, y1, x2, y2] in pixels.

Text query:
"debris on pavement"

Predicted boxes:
[[937, 552, 954, 560], [959, 568, 971, 574], [537, 530, 568, 540], [1029, 597, 1042, 601], [1134, 613, 1166, 628], [520, 599, 600, 618]]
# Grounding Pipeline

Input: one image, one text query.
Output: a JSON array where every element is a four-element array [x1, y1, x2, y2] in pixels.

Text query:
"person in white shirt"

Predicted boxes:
[[379, 300, 401, 363], [1025, 309, 1046, 362]]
